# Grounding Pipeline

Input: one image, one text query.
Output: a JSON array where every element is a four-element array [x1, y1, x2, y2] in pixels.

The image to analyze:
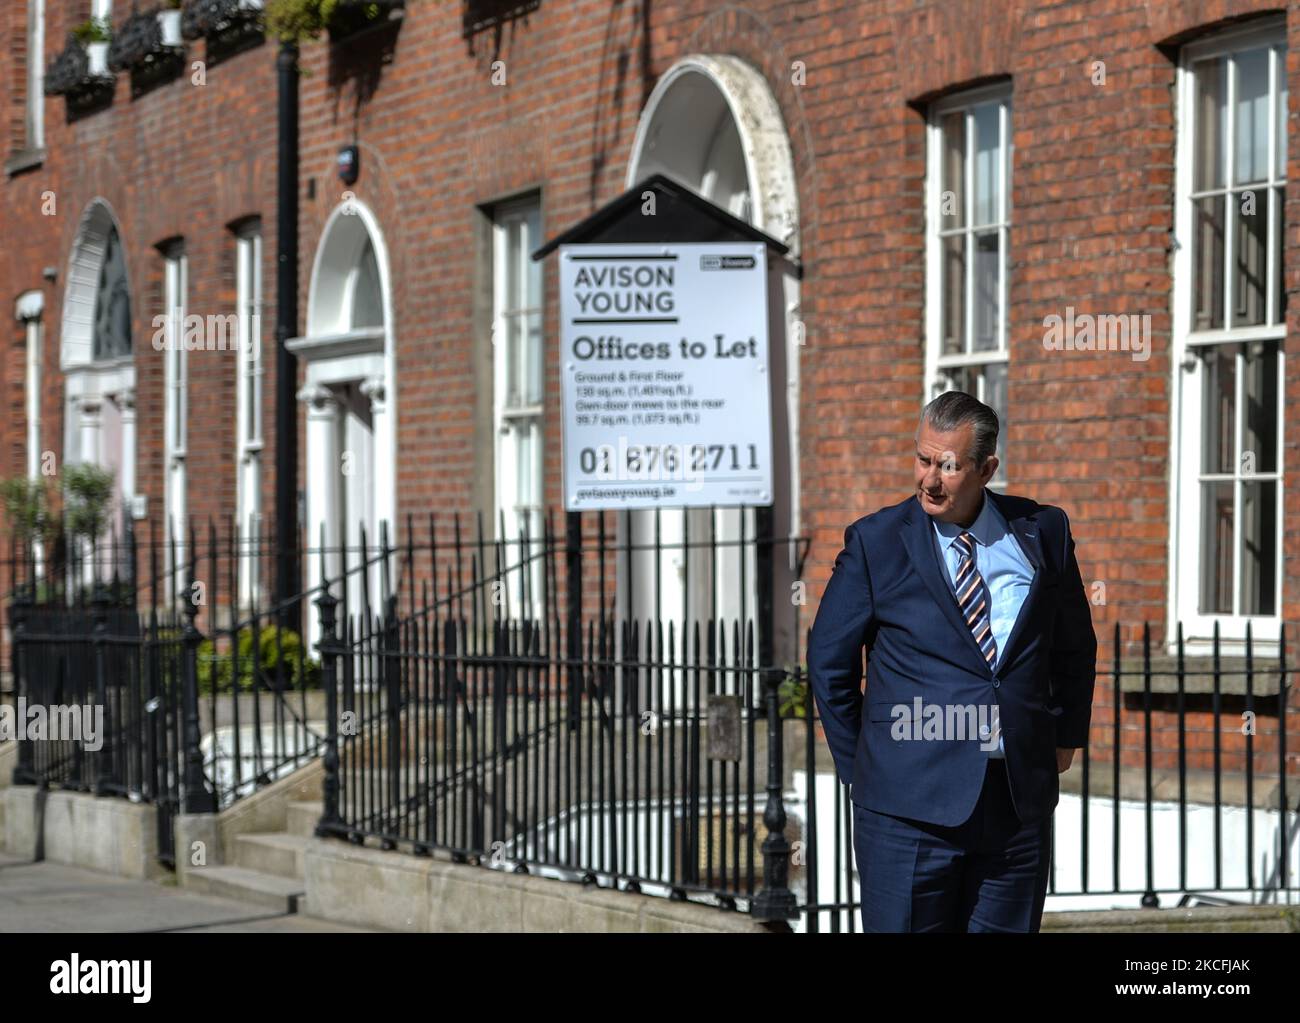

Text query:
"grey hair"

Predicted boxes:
[[918, 391, 999, 467]]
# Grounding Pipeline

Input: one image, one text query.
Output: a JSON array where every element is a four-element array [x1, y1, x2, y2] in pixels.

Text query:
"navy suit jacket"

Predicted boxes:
[[807, 489, 1097, 827]]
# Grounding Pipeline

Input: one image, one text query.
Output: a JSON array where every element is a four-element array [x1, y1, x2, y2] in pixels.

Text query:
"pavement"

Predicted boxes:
[[0, 853, 378, 932]]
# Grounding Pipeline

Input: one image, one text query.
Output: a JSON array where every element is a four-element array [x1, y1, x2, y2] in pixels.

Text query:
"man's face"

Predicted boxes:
[[914, 419, 997, 524]]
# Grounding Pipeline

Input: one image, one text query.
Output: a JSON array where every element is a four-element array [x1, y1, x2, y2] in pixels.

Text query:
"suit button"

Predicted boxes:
[[991, 678, 1001, 689]]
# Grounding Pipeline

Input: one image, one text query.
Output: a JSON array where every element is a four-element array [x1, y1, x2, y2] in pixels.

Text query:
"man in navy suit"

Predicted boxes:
[[808, 391, 1096, 932]]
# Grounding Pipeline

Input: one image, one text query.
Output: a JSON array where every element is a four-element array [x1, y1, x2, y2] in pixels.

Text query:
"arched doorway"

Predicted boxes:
[[289, 199, 396, 641], [623, 55, 801, 652], [60, 200, 137, 566]]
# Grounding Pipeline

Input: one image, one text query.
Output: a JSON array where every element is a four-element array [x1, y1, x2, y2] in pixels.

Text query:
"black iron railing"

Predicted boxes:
[[792, 621, 1298, 932], [4, 520, 342, 864], [5, 510, 1296, 926], [309, 507, 807, 921]]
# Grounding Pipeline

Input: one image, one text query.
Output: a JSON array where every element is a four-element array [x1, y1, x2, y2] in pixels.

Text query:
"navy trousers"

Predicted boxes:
[[851, 758, 1052, 932]]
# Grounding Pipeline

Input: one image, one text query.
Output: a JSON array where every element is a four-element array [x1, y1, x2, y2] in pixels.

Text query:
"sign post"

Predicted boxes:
[[558, 241, 774, 512]]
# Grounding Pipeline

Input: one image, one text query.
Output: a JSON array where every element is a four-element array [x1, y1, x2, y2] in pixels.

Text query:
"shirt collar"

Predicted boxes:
[[931, 489, 1007, 550]]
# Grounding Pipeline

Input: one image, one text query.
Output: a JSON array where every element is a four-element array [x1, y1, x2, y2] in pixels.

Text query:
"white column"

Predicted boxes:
[[114, 388, 137, 526], [74, 396, 103, 587], [361, 374, 393, 610], [360, 374, 392, 535], [298, 383, 338, 645], [76, 395, 102, 469]]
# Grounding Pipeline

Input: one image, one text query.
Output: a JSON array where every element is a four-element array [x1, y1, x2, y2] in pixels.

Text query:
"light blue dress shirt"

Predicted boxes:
[[931, 491, 1035, 758]]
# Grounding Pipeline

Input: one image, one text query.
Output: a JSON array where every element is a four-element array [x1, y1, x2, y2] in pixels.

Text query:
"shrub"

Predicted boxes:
[[264, 0, 391, 44], [73, 16, 112, 45], [197, 624, 322, 694]]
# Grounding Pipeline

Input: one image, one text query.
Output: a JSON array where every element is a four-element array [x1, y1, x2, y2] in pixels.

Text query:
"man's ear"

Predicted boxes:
[[979, 454, 1000, 484]]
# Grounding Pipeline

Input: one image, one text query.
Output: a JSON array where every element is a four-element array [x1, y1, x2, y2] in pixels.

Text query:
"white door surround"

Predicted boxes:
[[60, 199, 137, 545], [623, 54, 802, 642], [289, 198, 396, 641]]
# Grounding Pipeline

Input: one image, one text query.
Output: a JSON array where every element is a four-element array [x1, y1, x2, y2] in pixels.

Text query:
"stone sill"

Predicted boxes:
[[5, 148, 45, 177], [1105, 656, 1288, 696], [1060, 756, 1300, 811]]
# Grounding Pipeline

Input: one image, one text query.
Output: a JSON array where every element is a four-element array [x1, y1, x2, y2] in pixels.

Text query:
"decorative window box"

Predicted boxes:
[[107, 9, 184, 79], [462, 0, 539, 37], [182, 0, 265, 53], [328, 0, 405, 42], [45, 34, 115, 107]]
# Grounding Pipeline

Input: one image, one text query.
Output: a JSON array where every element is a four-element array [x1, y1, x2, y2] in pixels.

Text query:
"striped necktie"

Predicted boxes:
[[954, 531, 997, 668]]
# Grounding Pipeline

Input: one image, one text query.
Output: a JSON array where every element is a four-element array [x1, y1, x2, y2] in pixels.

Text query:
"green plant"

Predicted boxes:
[[264, 0, 387, 44], [163, 0, 184, 9], [778, 673, 809, 719], [72, 16, 112, 45], [61, 463, 116, 544], [197, 624, 322, 694], [0, 476, 51, 545]]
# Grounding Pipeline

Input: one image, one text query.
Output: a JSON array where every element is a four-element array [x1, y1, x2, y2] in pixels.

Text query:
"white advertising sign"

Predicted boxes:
[[559, 242, 773, 511]]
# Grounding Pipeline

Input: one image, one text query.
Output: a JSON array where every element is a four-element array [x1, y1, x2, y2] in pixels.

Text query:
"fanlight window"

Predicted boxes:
[[93, 226, 132, 361]]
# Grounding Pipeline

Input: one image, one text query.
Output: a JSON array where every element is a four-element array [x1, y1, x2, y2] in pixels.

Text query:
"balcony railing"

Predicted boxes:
[[462, 0, 540, 37], [327, 0, 405, 41]]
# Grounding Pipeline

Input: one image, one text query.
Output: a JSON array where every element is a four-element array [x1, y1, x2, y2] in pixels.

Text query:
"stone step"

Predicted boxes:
[[287, 801, 324, 838], [233, 832, 310, 880], [1042, 905, 1298, 933], [184, 865, 305, 913]]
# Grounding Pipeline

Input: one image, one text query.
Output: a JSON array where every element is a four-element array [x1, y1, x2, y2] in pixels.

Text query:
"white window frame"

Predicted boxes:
[[163, 243, 188, 590], [90, 0, 112, 20], [26, 0, 44, 152], [924, 82, 1012, 486], [235, 223, 264, 606], [1170, 18, 1286, 654], [25, 316, 43, 479], [491, 196, 545, 619]]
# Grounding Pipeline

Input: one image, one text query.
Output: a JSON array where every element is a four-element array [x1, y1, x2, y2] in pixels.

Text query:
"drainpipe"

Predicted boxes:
[[275, 41, 300, 626]]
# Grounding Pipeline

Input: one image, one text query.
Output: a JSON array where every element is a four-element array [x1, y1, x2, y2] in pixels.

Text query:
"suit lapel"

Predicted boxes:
[[900, 496, 993, 674]]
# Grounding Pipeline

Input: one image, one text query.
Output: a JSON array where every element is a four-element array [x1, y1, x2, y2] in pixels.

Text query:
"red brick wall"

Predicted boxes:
[[1, 1, 1297, 768]]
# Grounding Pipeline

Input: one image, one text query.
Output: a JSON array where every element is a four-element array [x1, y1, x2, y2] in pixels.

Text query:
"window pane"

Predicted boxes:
[[1195, 56, 1227, 191], [1199, 480, 1234, 614], [525, 206, 542, 306], [524, 311, 543, 406], [94, 227, 133, 360], [1242, 340, 1279, 473], [972, 231, 1000, 352], [1239, 480, 1277, 615], [1234, 47, 1270, 185], [972, 103, 1000, 226], [941, 234, 965, 354], [352, 240, 384, 329], [1200, 344, 1235, 475], [1192, 195, 1225, 330], [1276, 50, 1287, 180], [1232, 186, 1268, 327], [941, 110, 965, 229], [1273, 185, 1285, 323], [506, 219, 522, 307], [505, 314, 521, 407]]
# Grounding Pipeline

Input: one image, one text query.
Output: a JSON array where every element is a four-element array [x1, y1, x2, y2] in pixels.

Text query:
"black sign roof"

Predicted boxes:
[[531, 172, 790, 260]]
